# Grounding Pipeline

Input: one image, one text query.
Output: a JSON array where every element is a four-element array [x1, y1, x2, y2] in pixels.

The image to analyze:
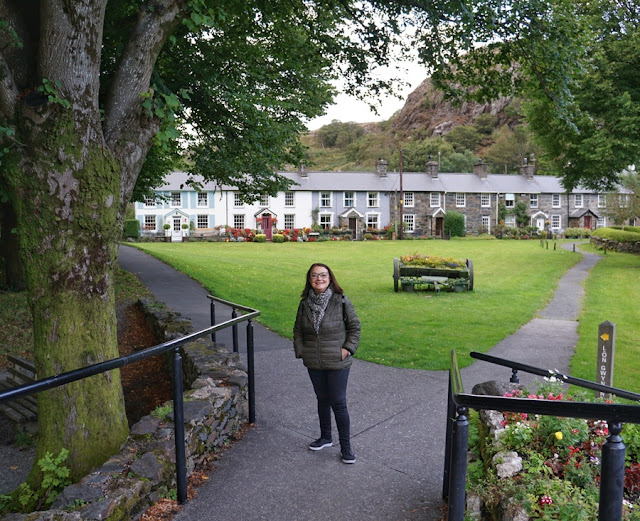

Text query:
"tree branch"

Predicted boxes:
[[103, 0, 185, 150]]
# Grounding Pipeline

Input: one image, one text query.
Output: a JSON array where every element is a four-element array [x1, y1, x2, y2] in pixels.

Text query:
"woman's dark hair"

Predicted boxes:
[[301, 263, 344, 297]]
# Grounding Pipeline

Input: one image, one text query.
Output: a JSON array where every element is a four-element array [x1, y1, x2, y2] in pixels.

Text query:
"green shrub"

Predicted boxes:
[[564, 227, 591, 238], [272, 233, 285, 243], [592, 227, 640, 242], [444, 210, 466, 237], [254, 234, 267, 243], [364, 233, 373, 240], [123, 219, 140, 238]]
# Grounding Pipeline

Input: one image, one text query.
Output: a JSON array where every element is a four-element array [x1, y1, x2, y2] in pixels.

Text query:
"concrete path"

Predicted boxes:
[[117, 242, 601, 521]]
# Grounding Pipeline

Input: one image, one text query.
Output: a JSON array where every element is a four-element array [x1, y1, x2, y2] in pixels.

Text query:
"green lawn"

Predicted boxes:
[[571, 244, 640, 394], [131, 239, 581, 370]]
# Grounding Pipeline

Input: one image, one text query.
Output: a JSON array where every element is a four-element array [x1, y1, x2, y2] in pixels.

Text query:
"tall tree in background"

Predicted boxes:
[[0, 0, 469, 490], [421, 0, 640, 190]]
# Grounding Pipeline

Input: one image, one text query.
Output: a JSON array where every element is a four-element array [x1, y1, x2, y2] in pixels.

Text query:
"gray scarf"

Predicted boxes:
[[307, 287, 333, 333]]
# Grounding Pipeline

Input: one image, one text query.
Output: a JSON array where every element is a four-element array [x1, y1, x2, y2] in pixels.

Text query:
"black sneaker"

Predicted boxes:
[[341, 448, 356, 464], [308, 438, 332, 451]]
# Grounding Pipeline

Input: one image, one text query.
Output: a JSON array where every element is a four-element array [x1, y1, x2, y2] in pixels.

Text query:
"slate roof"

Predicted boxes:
[[154, 169, 618, 195]]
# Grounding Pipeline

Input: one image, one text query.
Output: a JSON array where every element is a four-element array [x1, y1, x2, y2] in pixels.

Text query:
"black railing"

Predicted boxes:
[[0, 297, 259, 505], [444, 350, 640, 521]]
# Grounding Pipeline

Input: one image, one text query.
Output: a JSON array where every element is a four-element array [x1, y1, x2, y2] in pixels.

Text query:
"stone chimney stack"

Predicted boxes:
[[473, 159, 488, 179], [299, 163, 308, 178], [376, 158, 389, 178], [520, 155, 536, 180], [425, 156, 439, 179]]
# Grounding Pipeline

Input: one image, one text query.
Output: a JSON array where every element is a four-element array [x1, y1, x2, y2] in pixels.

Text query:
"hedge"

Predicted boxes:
[[591, 227, 640, 242]]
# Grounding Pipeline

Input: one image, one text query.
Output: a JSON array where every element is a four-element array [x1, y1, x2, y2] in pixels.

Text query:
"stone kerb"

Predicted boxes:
[[5, 299, 248, 521]]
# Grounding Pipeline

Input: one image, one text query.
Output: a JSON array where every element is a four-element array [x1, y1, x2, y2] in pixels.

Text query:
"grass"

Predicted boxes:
[[130, 239, 581, 370], [571, 244, 640, 394], [0, 267, 152, 369]]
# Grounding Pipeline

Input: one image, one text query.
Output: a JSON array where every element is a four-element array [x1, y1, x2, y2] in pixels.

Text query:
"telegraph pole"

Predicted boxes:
[[399, 148, 404, 240]]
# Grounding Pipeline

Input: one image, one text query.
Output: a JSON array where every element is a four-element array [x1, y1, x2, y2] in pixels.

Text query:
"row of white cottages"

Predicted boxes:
[[134, 160, 622, 241]]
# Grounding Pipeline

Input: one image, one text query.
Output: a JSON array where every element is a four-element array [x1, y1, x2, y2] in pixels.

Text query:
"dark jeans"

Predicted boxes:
[[307, 367, 351, 449]]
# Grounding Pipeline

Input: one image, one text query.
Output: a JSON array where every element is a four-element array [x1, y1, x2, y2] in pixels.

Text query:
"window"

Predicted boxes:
[[260, 194, 269, 206], [320, 192, 331, 207], [505, 215, 516, 228], [143, 215, 156, 231], [621, 194, 629, 208], [598, 194, 606, 208], [505, 193, 515, 208], [284, 214, 295, 230], [197, 192, 208, 208], [456, 193, 466, 207], [597, 216, 607, 228], [481, 193, 491, 208], [552, 194, 561, 208], [366, 213, 379, 230], [234, 193, 243, 207], [551, 215, 561, 230], [233, 214, 245, 229], [144, 195, 156, 207], [430, 193, 441, 207], [197, 215, 209, 229], [403, 214, 415, 233], [171, 192, 181, 207], [574, 194, 583, 208], [285, 191, 294, 207], [367, 192, 379, 207], [403, 192, 414, 208], [482, 215, 490, 233], [319, 213, 332, 230], [530, 194, 538, 208], [343, 191, 355, 207]]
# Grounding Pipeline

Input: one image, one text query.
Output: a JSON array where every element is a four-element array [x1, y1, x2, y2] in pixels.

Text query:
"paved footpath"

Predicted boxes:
[[117, 243, 601, 521]]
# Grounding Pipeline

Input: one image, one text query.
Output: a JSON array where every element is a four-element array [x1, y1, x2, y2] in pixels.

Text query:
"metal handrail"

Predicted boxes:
[[0, 299, 260, 505], [445, 350, 640, 521]]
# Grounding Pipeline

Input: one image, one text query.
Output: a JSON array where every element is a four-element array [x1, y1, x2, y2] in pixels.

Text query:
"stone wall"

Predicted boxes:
[[5, 299, 248, 521], [591, 236, 640, 254]]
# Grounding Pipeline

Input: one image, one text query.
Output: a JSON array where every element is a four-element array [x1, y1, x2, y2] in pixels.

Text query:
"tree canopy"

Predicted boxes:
[[421, 0, 640, 191]]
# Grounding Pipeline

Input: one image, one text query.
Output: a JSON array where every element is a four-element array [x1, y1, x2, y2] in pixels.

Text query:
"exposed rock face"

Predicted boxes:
[[390, 78, 515, 137]]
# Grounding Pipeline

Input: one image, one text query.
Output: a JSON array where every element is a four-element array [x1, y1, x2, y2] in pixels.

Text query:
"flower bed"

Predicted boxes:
[[468, 379, 640, 520], [399, 253, 467, 269]]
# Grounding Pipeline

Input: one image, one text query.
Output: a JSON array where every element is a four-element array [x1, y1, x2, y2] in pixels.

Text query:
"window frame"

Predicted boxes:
[[320, 191, 332, 208], [552, 194, 561, 208], [403, 214, 415, 233], [367, 191, 379, 208], [144, 195, 156, 208], [233, 214, 245, 229], [551, 215, 561, 230], [319, 213, 332, 230], [456, 193, 466, 208], [403, 192, 414, 208], [197, 192, 208, 208], [366, 212, 380, 230], [481, 193, 491, 208], [197, 215, 209, 229], [284, 214, 295, 230], [233, 193, 244, 208], [430, 193, 441, 207], [504, 193, 515, 208], [170, 191, 181, 207], [574, 194, 583, 208], [598, 194, 606, 208], [143, 215, 156, 231], [284, 191, 295, 207], [529, 194, 539, 208], [343, 191, 355, 207]]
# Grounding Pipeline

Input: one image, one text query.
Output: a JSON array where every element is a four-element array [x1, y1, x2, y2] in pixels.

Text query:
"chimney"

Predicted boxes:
[[299, 163, 308, 178], [425, 156, 439, 179], [473, 159, 488, 179], [520, 154, 536, 180], [376, 158, 388, 178]]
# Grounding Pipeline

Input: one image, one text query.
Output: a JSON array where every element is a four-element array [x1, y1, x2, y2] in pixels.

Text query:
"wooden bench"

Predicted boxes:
[[0, 355, 38, 424]]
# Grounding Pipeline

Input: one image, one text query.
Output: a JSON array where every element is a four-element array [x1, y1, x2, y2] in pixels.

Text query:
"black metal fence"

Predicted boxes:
[[0, 296, 260, 505], [444, 350, 640, 521]]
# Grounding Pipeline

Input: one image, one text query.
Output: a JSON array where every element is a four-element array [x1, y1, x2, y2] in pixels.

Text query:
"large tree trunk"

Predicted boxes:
[[4, 104, 129, 482], [0, 200, 27, 291]]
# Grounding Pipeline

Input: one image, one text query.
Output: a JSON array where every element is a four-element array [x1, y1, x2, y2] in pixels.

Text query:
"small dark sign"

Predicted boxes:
[[596, 321, 616, 400]]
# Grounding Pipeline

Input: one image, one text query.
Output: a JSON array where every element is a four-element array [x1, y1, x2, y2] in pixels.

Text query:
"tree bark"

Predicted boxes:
[[0, 200, 27, 291]]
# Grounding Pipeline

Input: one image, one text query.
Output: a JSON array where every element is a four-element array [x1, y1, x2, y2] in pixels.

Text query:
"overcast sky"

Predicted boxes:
[[304, 61, 430, 130]]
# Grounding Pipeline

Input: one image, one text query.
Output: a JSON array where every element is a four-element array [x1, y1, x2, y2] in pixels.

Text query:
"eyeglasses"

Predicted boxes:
[[310, 272, 329, 280]]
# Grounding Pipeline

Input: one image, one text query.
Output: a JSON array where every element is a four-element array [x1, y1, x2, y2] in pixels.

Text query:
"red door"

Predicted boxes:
[[584, 216, 592, 230], [262, 215, 272, 240]]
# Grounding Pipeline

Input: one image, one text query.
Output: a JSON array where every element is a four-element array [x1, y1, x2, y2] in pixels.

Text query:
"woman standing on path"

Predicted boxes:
[[294, 263, 361, 464]]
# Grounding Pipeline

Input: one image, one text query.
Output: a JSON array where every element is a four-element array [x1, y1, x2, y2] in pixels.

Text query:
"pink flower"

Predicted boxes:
[[539, 495, 553, 506]]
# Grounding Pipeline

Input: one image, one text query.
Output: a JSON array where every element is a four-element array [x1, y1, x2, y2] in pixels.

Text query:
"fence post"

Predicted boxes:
[[447, 406, 469, 521], [510, 368, 519, 384], [442, 372, 455, 499], [210, 300, 216, 342], [246, 319, 255, 423], [598, 422, 625, 521], [232, 307, 239, 353], [172, 347, 187, 504]]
